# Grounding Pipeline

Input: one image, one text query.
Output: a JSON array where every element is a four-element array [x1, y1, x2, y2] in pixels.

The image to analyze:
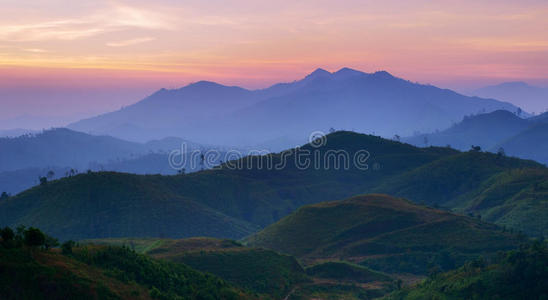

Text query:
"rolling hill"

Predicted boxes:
[[68, 68, 520, 147], [83, 237, 396, 299], [0, 172, 259, 240], [0, 242, 253, 299], [385, 241, 548, 300], [245, 194, 524, 275], [372, 152, 547, 236], [0, 131, 545, 240]]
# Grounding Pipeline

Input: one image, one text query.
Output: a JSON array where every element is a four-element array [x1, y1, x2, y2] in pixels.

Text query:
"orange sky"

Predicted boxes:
[[1, 0, 547, 88], [0, 0, 548, 123]]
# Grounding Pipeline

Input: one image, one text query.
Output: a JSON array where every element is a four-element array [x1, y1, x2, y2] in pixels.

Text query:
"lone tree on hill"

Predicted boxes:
[[23, 227, 46, 248], [470, 145, 482, 152], [497, 147, 506, 157]]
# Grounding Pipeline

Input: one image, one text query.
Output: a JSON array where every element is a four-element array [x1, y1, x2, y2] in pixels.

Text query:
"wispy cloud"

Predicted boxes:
[[0, 6, 171, 42], [23, 48, 47, 53], [106, 37, 155, 47]]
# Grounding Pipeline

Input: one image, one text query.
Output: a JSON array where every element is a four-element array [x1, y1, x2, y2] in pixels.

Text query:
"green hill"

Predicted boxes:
[[305, 261, 392, 283], [0, 243, 252, 299], [87, 237, 310, 298], [385, 241, 548, 300], [0, 132, 456, 240], [373, 153, 546, 236], [245, 194, 523, 275], [0, 131, 544, 241], [147, 238, 309, 298], [84, 237, 397, 299], [0, 172, 259, 241]]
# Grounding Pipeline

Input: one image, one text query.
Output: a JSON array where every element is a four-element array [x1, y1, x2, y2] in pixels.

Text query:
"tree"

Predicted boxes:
[[44, 235, 59, 250], [470, 145, 482, 152], [23, 227, 46, 248], [497, 147, 506, 157], [393, 134, 400, 142], [0, 227, 15, 248], [47, 170, 55, 179], [0, 192, 8, 201], [61, 240, 76, 255], [1, 227, 14, 241], [39, 176, 48, 185], [516, 107, 522, 117], [423, 136, 429, 146]]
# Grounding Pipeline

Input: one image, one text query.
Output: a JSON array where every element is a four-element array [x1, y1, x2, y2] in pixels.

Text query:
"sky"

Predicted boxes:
[[1, 0, 548, 126]]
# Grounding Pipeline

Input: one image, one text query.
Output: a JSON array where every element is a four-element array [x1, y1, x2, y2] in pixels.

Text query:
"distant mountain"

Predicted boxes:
[[0, 128, 37, 138], [245, 194, 522, 275], [0, 128, 231, 194], [403, 110, 548, 165], [0, 128, 144, 173], [1, 131, 545, 241], [69, 81, 263, 142], [496, 123, 548, 164], [403, 110, 529, 151], [472, 81, 548, 113], [68, 68, 520, 147]]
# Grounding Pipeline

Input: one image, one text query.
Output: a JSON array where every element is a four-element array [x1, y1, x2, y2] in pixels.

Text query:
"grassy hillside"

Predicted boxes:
[[456, 168, 548, 237], [0, 131, 544, 240], [85, 237, 397, 299], [305, 261, 392, 283], [245, 194, 523, 275], [0, 131, 456, 240], [0, 172, 258, 240], [385, 241, 548, 300], [0, 244, 252, 299], [373, 153, 546, 236], [146, 238, 309, 298]]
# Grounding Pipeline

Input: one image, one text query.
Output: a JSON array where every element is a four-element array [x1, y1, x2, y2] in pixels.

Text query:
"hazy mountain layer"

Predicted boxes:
[[68, 68, 520, 147]]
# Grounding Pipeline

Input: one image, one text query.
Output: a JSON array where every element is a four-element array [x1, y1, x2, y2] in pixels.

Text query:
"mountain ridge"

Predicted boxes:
[[67, 67, 521, 147]]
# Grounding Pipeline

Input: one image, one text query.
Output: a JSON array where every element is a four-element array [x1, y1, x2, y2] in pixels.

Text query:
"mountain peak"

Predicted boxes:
[[187, 80, 225, 89], [333, 67, 364, 78], [371, 70, 395, 79], [304, 68, 332, 80]]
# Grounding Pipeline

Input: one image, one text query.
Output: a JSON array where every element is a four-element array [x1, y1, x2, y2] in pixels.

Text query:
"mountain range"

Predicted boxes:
[[404, 110, 548, 164], [0, 128, 231, 194], [68, 68, 521, 148], [471, 81, 548, 114]]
